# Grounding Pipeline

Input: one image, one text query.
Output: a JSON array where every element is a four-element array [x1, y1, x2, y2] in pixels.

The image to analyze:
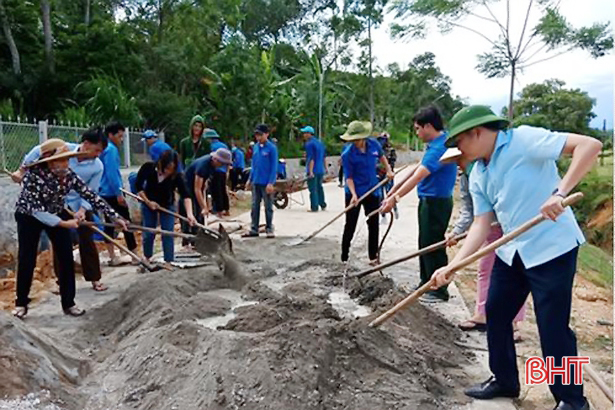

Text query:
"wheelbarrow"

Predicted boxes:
[[273, 176, 308, 209]]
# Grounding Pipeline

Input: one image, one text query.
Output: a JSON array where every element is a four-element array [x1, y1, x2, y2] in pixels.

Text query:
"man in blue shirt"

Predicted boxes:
[[381, 106, 457, 303], [431, 105, 601, 410], [142, 129, 172, 162], [15, 128, 110, 291], [230, 142, 246, 191], [341, 121, 393, 265], [302, 125, 327, 212], [243, 124, 278, 238], [99, 122, 138, 265], [205, 129, 230, 217]]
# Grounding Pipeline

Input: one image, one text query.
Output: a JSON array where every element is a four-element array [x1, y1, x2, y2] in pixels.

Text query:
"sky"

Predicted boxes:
[[370, 0, 615, 129]]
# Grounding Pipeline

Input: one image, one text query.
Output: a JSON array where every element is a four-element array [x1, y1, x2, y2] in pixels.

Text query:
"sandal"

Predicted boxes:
[[64, 306, 86, 317], [12, 306, 27, 319], [458, 320, 487, 332], [92, 282, 108, 292], [242, 231, 259, 238]]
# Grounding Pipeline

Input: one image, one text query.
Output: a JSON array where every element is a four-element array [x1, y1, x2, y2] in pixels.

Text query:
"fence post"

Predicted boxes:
[[159, 131, 165, 142], [123, 128, 131, 168], [0, 120, 5, 171], [38, 120, 48, 144]]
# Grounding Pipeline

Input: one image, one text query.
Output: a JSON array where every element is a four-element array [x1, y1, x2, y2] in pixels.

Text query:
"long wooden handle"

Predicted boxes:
[[121, 188, 211, 232], [299, 163, 415, 244], [65, 209, 156, 271], [585, 364, 614, 403], [79, 221, 194, 239], [369, 193, 584, 328]]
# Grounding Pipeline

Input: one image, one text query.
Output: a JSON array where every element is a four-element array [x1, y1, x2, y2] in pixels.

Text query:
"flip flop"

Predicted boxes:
[[92, 282, 108, 292], [12, 306, 27, 319], [458, 320, 487, 332]]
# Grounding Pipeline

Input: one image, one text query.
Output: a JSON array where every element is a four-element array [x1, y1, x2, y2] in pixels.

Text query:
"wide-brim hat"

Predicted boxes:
[[445, 105, 509, 148], [26, 143, 87, 167], [211, 148, 232, 165], [341, 121, 373, 141], [439, 147, 463, 164]]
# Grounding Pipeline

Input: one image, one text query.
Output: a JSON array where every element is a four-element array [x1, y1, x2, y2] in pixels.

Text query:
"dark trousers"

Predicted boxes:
[[487, 248, 585, 408], [307, 174, 327, 211], [52, 211, 101, 283], [211, 171, 229, 213], [230, 168, 244, 191], [418, 197, 453, 299], [338, 165, 343, 185], [101, 196, 137, 251], [15, 212, 76, 310], [341, 194, 379, 262], [180, 193, 201, 247]]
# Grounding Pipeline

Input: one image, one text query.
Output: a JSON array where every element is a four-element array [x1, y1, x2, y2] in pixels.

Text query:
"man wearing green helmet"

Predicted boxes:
[[432, 105, 601, 410]]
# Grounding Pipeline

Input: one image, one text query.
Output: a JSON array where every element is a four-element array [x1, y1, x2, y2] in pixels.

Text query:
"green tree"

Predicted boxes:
[[508, 79, 596, 134], [390, 0, 613, 120]]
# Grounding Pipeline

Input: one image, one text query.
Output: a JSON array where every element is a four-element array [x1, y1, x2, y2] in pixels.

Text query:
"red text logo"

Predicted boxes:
[[525, 356, 590, 385]]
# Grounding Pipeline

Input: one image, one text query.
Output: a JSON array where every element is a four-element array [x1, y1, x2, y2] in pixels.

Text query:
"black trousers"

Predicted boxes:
[[487, 248, 585, 408], [52, 211, 101, 282], [418, 197, 453, 300], [230, 168, 244, 191], [211, 171, 229, 213], [101, 196, 137, 251], [338, 165, 344, 185], [341, 194, 379, 262], [15, 212, 76, 310], [180, 192, 202, 247]]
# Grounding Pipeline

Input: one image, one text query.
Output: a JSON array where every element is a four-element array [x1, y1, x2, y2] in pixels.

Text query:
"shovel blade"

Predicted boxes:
[[195, 224, 233, 258]]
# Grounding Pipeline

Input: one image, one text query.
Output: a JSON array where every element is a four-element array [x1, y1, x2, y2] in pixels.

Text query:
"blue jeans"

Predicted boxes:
[[141, 204, 175, 262], [307, 173, 327, 211], [251, 185, 273, 234]]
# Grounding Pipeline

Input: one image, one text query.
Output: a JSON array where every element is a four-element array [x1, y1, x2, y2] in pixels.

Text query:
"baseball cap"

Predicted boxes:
[[254, 124, 269, 134], [141, 130, 157, 141], [300, 126, 315, 134]]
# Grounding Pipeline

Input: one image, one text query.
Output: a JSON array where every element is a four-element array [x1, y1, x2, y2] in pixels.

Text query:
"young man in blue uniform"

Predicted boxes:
[[302, 125, 327, 212]]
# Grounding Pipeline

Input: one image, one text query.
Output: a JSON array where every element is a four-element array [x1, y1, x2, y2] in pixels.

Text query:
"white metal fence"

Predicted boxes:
[[0, 118, 154, 172]]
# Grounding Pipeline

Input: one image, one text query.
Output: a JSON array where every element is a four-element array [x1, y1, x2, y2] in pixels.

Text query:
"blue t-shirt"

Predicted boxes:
[[250, 140, 278, 185], [99, 141, 123, 197], [417, 132, 457, 198], [210, 139, 229, 172], [149, 140, 173, 162], [185, 155, 215, 195], [305, 138, 326, 175], [232, 147, 245, 169], [342, 138, 384, 198]]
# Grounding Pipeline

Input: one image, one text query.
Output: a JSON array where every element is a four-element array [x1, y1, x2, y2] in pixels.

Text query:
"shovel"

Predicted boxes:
[[286, 163, 416, 246], [368, 192, 583, 328], [120, 189, 233, 257]]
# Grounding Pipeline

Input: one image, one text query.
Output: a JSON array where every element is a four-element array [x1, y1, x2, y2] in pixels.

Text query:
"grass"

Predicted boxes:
[[595, 153, 613, 178], [578, 243, 613, 288]]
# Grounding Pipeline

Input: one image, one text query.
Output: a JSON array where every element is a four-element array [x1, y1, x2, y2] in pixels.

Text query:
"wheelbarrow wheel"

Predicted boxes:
[[274, 191, 289, 209]]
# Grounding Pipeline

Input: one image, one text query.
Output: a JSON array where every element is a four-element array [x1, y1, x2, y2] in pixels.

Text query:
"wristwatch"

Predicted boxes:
[[552, 188, 566, 199]]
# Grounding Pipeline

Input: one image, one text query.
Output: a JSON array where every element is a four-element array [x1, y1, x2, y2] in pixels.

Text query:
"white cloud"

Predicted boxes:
[[371, 0, 615, 128]]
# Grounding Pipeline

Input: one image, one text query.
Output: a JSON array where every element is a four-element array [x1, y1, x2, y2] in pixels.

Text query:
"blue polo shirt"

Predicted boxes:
[[305, 138, 326, 175], [210, 139, 229, 172], [149, 139, 173, 162], [232, 147, 245, 169], [469, 126, 585, 269], [417, 132, 457, 198], [250, 140, 278, 185], [342, 138, 384, 198], [185, 155, 216, 195]]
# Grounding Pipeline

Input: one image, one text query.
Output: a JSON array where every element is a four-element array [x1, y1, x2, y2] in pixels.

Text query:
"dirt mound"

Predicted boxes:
[[0, 314, 88, 409]]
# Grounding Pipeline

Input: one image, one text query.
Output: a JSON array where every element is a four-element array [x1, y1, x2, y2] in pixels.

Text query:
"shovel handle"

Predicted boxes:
[[369, 192, 584, 328], [79, 221, 194, 239]]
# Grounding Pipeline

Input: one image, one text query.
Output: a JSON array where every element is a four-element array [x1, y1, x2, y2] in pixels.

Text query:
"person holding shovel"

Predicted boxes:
[[340, 121, 393, 266], [380, 106, 457, 303], [205, 129, 231, 217], [302, 125, 327, 212], [432, 105, 601, 410], [15, 128, 111, 292], [135, 150, 197, 268], [12, 139, 128, 319], [183, 148, 233, 246]]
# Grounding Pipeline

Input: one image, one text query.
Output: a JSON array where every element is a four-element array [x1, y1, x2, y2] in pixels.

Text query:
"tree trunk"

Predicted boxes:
[[40, 0, 54, 74], [0, 0, 21, 75], [318, 71, 324, 138], [157, 0, 163, 43], [507, 62, 516, 121], [368, 17, 374, 125], [84, 0, 90, 26]]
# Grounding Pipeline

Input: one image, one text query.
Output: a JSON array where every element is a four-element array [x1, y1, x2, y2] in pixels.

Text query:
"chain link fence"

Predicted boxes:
[[0, 119, 154, 172]]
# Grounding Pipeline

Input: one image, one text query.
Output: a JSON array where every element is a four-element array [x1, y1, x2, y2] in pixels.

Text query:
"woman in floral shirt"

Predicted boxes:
[[13, 139, 127, 319]]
